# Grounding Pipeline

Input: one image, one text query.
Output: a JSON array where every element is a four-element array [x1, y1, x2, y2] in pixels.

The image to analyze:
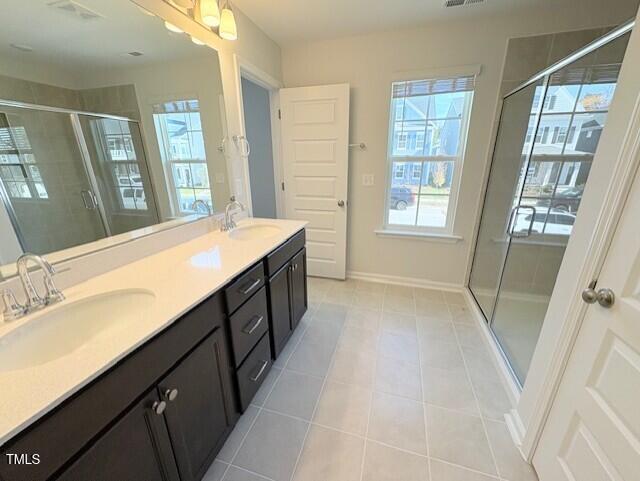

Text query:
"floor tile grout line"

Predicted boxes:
[[357, 282, 385, 481], [285, 298, 346, 481], [415, 308, 433, 481], [226, 464, 278, 481], [223, 301, 321, 481], [451, 311, 504, 481]]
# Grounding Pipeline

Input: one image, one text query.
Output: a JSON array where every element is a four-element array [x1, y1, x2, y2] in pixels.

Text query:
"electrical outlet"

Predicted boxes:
[[362, 174, 374, 186]]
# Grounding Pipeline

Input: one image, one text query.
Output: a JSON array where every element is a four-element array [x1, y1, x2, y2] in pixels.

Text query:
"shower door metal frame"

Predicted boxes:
[[0, 99, 159, 249], [467, 18, 636, 389]]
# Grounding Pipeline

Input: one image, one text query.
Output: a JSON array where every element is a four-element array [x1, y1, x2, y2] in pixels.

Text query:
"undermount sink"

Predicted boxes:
[[229, 224, 282, 241], [0, 289, 155, 374]]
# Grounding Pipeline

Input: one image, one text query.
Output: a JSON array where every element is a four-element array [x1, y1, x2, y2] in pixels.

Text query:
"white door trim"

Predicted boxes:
[[232, 54, 283, 217], [516, 89, 640, 461]]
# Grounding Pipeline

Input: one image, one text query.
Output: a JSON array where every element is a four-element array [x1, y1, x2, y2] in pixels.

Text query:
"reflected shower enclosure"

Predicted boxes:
[[468, 27, 631, 385], [0, 102, 159, 256]]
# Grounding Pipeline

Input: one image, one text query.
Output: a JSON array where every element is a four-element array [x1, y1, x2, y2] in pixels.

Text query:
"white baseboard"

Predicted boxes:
[[505, 408, 531, 461], [346, 270, 463, 292]]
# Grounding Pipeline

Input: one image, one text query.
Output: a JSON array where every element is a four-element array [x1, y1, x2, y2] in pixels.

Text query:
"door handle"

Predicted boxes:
[[508, 205, 536, 238], [337, 200, 345, 207], [581, 284, 615, 308], [80, 190, 97, 210], [163, 388, 179, 402]]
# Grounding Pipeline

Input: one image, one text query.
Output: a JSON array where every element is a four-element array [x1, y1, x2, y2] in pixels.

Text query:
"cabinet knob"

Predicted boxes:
[[164, 388, 179, 402], [152, 400, 167, 415]]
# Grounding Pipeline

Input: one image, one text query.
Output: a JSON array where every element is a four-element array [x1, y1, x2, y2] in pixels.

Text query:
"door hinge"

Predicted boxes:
[[281, 182, 285, 191], [278, 109, 281, 120]]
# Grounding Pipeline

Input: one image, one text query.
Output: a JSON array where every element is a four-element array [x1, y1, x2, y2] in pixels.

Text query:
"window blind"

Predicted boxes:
[[392, 76, 476, 98]]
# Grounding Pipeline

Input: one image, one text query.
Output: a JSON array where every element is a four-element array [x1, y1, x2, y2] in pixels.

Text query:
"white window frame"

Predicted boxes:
[[152, 99, 212, 216], [382, 68, 477, 236]]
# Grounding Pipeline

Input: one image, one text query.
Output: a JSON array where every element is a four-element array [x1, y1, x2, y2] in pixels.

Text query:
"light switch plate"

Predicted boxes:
[[215, 173, 225, 184], [362, 174, 374, 186]]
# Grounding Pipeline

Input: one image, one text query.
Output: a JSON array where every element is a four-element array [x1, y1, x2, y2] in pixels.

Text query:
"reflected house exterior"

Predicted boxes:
[[391, 97, 462, 189]]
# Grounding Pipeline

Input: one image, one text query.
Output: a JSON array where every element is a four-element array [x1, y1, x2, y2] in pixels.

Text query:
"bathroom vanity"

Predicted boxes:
[[0, 221, 307, 481]]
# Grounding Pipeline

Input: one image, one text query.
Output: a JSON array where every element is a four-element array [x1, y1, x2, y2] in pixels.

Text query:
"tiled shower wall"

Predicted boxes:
[[0, 75, 141, 254]]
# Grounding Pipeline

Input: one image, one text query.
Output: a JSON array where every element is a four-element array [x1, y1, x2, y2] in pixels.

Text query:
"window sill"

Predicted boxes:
[[375, 229, 463, 243]]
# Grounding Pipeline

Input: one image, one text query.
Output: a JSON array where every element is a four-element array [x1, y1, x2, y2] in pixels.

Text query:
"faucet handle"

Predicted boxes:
[[1, 289, 26, 322]]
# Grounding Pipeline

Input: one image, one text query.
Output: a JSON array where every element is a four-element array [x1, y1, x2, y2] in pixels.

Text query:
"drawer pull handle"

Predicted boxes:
[[152, 400, 167, 415], [242, 315, 264, 335], [250, 360, 269, 382], [239, 278, 261, 295]]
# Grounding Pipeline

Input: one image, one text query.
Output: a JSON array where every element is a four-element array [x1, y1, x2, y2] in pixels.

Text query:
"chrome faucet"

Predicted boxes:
[[1, 289, 26, 322], [221, 197, 245, 231], [16, 253, 65, 311], [191, 199, 212, 216]]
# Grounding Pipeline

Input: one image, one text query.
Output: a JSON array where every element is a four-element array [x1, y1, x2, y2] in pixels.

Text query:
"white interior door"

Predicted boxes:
[[279, 84, 350, 279], [533, 163, 640, 479]]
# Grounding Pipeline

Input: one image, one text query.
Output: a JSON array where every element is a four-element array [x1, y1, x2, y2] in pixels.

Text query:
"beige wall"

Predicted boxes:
[[281, 6, 637, 286], [134, 0, 283, 208]]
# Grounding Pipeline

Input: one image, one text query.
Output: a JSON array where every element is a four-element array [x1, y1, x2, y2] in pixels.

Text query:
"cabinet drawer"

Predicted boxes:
[[229, 287, 269, 367], [265, 230, 305, 277], [236, 334, 272, 411], [225, 262, 265, 313]]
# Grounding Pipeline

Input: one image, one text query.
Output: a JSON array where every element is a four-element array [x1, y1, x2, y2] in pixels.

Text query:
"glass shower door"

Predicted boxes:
[[490, 32, 630, 384], [77, 116, 160, 236], [0, 105, 107, 255], [468, 78, 547, 320]]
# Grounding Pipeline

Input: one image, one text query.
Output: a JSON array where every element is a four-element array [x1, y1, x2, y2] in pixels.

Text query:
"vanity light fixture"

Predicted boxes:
[[164, 20, 183, 33], [191, 36, 206, 45], [219, 1, 237, 41], [200, 0, 221, 27]]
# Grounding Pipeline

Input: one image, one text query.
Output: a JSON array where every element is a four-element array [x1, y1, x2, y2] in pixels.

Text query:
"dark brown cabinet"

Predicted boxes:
[[290, 248, 307, 330], [58, 329, 235, 481], [0, 229, 307, 481], [57, 391, 180, 481], [160, 329, 235, 481], [267, 246, 307, 358]]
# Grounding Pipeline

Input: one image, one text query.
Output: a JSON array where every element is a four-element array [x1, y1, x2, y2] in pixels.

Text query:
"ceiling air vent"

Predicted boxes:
[[445, 0, 485, 7], [46, 0, 104, 21]]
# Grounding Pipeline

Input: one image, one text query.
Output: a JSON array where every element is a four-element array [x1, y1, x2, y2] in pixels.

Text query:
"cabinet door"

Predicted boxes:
[[58, 391, 179, 481], [290, 248, 307, 329], [160, 328, 236, 481], [267, 261, 293, 358]]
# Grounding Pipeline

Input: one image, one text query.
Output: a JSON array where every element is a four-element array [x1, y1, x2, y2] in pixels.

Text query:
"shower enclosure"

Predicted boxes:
[[469, 23, 633, 386], [0, 101, 159, 257]]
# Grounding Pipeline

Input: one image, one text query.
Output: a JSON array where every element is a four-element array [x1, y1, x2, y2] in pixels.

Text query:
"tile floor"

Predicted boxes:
[[204, 278, 539, 481]]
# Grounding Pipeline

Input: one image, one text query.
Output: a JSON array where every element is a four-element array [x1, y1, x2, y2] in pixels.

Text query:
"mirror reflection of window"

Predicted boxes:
[[0, 115, 48, 201], [152, 99, 213, 216]]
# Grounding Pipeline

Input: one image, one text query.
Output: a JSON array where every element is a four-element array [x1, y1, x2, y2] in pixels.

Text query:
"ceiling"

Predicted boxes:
[[232, 0, 635, 45], [0, 0, 210, 74]]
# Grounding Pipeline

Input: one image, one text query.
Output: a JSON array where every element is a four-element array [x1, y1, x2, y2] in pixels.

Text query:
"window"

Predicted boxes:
[[152, 99, 212, 215], [0, 117, 48, 200], [90, 118, 148, 211], [385, 75, 475, 232]]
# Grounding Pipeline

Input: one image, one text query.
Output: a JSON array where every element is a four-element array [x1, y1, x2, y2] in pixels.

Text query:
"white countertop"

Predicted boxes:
[[0, 218, 306, 446]]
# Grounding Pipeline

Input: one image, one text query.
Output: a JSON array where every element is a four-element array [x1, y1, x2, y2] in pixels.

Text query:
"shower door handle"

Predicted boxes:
[[80, 189, 98, 210], [508, 206, 536, 238]]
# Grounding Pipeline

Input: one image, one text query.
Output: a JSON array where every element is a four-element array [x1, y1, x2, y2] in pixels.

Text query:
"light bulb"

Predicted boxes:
[[164, 21, 183, 33], [219, 7, 237, 40], [200, 0, 220, 27], [191, 36, 206, 46]]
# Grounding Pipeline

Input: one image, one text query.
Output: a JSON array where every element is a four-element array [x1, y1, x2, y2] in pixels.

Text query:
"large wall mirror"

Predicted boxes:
[[0, 0, 230, 277]]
